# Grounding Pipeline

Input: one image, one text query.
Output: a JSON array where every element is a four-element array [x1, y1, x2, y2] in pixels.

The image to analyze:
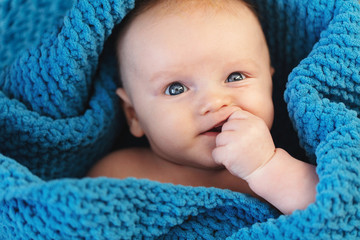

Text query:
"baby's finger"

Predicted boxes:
[[212, 145, 228, 165], [215, 130, 235, 147], [228, 108, 252, 121], [221, 118, 246, 132]]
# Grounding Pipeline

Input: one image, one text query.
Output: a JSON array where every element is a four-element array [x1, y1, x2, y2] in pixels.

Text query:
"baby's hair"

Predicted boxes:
[[118, 0, 258, 31], [114, 0, 258, 87]]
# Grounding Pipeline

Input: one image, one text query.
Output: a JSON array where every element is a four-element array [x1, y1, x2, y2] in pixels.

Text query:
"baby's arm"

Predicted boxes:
[[213, 109, 318, 214], [244, 148, 318, 214]]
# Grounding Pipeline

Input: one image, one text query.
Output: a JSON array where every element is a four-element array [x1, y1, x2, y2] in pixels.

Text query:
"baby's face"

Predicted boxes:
[[118, 1, 274, 169]]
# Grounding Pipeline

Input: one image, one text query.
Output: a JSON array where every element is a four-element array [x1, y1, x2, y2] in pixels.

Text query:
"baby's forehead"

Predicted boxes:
[[118, 0, 256, 39], [117, 0, 263, 85], [117, 0, 258, 54]]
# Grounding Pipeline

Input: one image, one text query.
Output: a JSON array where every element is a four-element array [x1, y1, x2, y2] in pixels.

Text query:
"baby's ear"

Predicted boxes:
[[270, 66, 275, 76], [116, 88, 145, 138]]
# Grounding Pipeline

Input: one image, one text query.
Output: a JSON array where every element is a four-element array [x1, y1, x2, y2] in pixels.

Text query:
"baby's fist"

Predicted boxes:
[[212, 109, 275, 180]]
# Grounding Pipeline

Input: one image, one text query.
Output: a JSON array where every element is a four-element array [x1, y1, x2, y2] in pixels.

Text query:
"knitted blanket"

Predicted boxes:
[[1, 0, 360, 239]]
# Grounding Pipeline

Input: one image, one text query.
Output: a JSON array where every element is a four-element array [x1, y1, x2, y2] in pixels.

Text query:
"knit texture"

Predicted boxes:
[[1, 0, 360, 239]]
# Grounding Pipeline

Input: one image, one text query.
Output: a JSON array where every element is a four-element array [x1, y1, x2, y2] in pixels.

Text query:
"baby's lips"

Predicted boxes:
[[199, 106, 242, 134]]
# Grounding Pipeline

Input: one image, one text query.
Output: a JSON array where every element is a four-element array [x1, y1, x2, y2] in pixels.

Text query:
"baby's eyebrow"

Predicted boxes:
[[226, 59, 260, 69], [148, 59, 261, 83], [149, 70, 178, 83]]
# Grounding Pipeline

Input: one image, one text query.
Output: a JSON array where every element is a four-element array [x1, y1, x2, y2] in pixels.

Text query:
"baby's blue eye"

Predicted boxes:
[[165, 82, 188, 95], [226, 72, 246, 82]]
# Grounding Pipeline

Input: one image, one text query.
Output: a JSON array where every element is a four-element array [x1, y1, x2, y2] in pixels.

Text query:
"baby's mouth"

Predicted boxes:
[[210, 123, 223, 133], [202, 120, 226, 135]]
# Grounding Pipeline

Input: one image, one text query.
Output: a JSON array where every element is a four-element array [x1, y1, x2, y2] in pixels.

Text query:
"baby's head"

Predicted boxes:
[[115, 0, 274, 168]]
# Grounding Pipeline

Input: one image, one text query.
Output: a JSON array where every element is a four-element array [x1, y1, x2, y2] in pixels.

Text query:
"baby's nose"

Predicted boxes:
[[198, 89, 232, 115]]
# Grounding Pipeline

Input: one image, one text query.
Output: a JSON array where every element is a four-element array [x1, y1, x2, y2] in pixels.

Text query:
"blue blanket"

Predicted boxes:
[[1, 0, 360, 239]]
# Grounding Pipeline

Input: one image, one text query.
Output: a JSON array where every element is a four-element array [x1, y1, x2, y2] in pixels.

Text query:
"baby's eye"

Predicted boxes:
[[226, 72, 246, 82], [165, 82, 188, 96]]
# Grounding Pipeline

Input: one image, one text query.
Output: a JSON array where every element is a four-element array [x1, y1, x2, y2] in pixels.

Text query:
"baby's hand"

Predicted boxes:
[[212, 109, 275, 180]]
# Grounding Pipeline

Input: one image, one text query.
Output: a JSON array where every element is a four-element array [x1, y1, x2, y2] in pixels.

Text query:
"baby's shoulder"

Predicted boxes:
[[87, 148, 153, 178]]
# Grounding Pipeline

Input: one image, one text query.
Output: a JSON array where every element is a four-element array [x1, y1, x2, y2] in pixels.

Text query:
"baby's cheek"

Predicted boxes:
[[259, 98, 274, 129]]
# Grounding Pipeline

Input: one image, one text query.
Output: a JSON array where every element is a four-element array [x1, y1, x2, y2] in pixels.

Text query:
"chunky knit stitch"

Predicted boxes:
[[1, 0, 359, 239]]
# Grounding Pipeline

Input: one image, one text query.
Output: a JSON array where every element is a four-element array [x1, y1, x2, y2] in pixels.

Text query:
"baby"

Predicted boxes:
[[88, 0, 318, 214]]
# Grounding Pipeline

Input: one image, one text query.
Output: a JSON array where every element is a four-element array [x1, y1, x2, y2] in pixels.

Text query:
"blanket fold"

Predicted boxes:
[[0, 0, 134, 179], [1, 0, 132, 118], [1, 0, 360, 239]]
